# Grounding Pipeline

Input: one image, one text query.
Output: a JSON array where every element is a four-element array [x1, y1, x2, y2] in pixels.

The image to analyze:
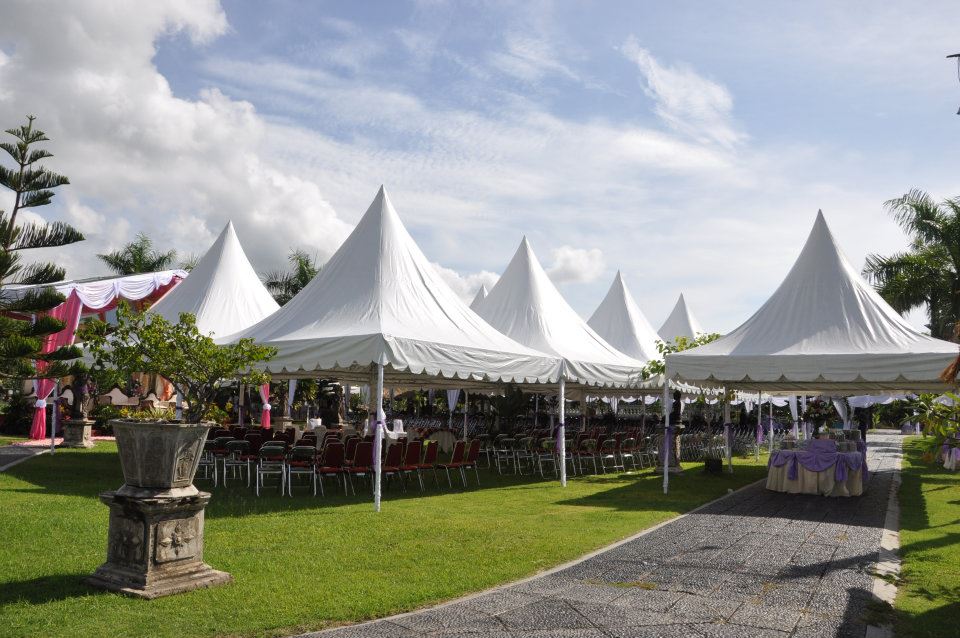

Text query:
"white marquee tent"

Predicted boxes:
[[588, 271, 661, 363], [662, 211, 959, 493], [658, 293, 704, 342], [152, 221, 279, 338], [473, 238, 648, 486], [231, 187, 562, 509]]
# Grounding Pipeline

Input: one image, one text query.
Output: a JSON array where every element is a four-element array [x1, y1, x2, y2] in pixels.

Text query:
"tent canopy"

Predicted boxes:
[[151, 221, 279, 338], [230, 187, 561, 385], [473, 237, 646, 388], [588, 271, 661, 363], [666, 211, 959, 392], [658, 293, 704, 342]]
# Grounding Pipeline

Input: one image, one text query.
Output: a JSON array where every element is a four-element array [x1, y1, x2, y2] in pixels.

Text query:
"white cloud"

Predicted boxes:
[[0, 0, 351, 279], [488, 33, 579, 83], [546, 246, 606, 284], [431, 262, 499, 304], [621, 36, 744, 149]]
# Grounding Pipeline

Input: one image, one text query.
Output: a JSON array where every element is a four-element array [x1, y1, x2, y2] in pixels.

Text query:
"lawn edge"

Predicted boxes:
[[865, 434, 903, 638], [0, 448, 49, 472], [295, 474, 767, 637]]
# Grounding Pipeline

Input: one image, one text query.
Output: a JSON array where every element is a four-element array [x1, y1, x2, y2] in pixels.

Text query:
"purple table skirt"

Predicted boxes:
[[769, 447, 867, 483]]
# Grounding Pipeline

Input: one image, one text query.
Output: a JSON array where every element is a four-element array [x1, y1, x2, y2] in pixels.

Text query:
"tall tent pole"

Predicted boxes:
[[558, 377, 567, 487], [662, 375, 671, 494], [768, 399, 774, 454], [50, 382, 58, 455], [462, 390, 469, 440], [722, 389, 732, 473], [373, 363, 384, 513], [755, 391, 761, 461]]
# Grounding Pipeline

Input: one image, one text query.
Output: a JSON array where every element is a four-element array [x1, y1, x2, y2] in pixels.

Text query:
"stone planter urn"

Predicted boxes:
[[61, 420, 95, 448], [86, 420, 232, 599]]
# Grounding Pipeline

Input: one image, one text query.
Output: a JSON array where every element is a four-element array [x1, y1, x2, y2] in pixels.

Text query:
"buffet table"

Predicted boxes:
[[766, 439, 867, 497]]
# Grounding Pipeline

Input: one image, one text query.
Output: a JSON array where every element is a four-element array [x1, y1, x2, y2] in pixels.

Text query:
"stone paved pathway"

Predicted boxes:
[[0, 444, 49, 472], [300, 433, 902, 638]]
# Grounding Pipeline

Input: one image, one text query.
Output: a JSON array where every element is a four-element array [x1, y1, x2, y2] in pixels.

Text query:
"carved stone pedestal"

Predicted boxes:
[[86, 490, 231, 599], [655, 428, 684, 475], [62, 420, 95, 448]]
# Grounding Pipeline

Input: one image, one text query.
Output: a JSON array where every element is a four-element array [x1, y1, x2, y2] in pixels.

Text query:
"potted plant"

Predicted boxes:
[[81, 303, 275, 598]]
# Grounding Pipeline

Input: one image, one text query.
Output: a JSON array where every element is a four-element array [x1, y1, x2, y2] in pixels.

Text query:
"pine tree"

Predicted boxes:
[[0, 115, 85, 379]]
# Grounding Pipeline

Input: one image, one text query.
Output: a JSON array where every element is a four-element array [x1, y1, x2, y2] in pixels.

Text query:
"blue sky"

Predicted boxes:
[[2, 0, 958, 332]]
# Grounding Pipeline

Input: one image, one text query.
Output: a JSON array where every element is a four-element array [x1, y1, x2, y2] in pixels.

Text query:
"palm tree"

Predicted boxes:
[[863, 189, 960, 340], [97, 233, 177, 275], [263, 249, 320, 305]]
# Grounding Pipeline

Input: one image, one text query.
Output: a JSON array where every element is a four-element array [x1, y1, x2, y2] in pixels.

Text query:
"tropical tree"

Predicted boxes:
[[97, 232, 177, 275], [642, 333, 722, 378], [263, 249, 320, 305], [863, 189, 960, 340], [0, 116, 84, 379]]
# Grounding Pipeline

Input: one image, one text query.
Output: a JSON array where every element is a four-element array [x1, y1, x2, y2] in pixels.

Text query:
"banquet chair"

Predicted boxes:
[[223, 439, 251, 486], [419, 440, 440, 489], [461, 439, 482, 486], [382, 442, 404, 492], [436, 440, 467, 488], [575, 438, 599, 474], [316, 441, 346, 496], [255, 443, 286, 496], [197, 439, 218, 487], [535, 438, 557, 478], [399, 440, 424, 491], [599, 439, 623, 473], [515, 437, 536, 475], [494, 437, 516, 475], [286, 445, 318, 496], [345, 441, 374, 496], [620, 437, 638, 471]]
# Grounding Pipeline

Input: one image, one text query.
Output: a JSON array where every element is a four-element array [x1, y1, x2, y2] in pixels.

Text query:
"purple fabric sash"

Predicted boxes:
[[768, 447, 866, 482]]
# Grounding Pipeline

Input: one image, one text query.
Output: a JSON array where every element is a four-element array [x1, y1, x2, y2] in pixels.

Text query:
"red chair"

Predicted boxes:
[[382, 443, 403, 491], [316, 442, 346, 496], [436, 440, 467, 488], [399, 440, 424, 491], [345, 441, 373, 496], [418, 440, 440, 488], [343, 437, 359, 465], [461, 439, 482, 486], [286, 445, 318, 496]]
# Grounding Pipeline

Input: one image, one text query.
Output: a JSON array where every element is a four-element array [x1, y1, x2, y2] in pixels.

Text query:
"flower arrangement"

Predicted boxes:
[[802, 398, 836, 436]]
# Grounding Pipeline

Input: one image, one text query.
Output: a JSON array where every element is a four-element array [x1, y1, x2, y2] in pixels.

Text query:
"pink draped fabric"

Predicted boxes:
[[30, 292, 84, 439], [258, 383, 271, 429]]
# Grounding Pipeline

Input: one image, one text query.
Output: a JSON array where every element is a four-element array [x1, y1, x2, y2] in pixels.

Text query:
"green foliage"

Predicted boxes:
[[489, 384, 529, 431], [643, 333, 722, 378], [89, 404, 123, 432], [97, 232, 177, 275], [202, 403, 229, 424], [0, 116, 84, 380], [902, 393, 960, 460], [0, 391, 35, 435], [120, 406, 176, 422], [863, 189, 960, 340], [81, 303, 276, 423], [263, 249, 320, 305]]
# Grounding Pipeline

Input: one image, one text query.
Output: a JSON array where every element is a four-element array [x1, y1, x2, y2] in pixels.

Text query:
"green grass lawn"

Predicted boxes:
[[895, 437, 960, 638], [0, 443, 767, 638]]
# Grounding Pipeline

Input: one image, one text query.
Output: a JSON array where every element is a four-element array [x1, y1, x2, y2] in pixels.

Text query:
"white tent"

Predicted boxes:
[[588, 271, 661, 363], [469, 285, 488, 311], [666, 211, 958, 393], [658, 293, 704, 342], [151, 221, 279, 338], [233, 188, 560, 386], [232, 187, 561, 510], [473, 238, 647, 487], [474, 238, 647, 388]]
